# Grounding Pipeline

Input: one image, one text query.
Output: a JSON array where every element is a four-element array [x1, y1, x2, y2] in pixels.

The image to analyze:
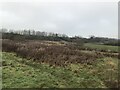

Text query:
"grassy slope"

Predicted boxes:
[[2, 52, 118, 88], [84, 43, 118, 52]]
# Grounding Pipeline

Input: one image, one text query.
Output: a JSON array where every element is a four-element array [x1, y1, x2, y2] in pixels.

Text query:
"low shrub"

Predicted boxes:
[[2, 39, 117, 67]]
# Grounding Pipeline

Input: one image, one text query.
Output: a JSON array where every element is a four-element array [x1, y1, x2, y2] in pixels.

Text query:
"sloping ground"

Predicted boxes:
[[2, 39, 104, 67], [2, 52, 118, 88], [84, 43, 119, 53]]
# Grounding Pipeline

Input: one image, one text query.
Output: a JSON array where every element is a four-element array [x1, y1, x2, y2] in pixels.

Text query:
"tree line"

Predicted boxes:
[[1, 28, 119, 46]]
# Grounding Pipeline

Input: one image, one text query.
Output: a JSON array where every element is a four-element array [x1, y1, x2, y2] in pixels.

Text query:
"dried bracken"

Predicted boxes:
[[2, 39, 118, 67]]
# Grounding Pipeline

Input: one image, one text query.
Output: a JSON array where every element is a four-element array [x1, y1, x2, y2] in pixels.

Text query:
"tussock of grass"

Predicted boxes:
[[2, 52, 118, 88]]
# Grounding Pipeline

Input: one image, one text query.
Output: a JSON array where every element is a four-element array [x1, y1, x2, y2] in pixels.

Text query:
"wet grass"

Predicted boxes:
[[2, 52, 118, 88]]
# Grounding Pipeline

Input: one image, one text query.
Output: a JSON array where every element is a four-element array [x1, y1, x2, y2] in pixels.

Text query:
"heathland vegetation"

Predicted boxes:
[[1, 28, 119, 88]]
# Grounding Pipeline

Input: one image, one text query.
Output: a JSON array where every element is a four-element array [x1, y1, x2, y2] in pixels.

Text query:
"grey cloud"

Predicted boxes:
[[0, 2, 118, 38]]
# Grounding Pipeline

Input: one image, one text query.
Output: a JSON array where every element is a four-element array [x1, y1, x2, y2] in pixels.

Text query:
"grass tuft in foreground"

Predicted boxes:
[[2, 52, 118, 88]]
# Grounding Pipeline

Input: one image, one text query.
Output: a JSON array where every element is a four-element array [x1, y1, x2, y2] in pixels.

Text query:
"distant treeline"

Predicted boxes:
[[1, 28, 119, 46]]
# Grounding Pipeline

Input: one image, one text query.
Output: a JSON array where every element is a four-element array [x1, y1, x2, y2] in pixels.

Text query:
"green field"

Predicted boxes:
[[2, 52, 118, 88], [84, 43, 119, 52]]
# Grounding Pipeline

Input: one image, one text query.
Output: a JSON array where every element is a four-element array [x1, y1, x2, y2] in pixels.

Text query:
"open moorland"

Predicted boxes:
[[1, 33, 119, 88], [1, 32, 119, 88]]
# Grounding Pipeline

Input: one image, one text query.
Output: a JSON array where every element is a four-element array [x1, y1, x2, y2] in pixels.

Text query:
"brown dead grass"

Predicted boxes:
[[2, 39, 118, 67]]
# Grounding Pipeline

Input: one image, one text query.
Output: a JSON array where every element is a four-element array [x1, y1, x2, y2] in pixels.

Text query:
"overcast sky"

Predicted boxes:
[[0, 0, 118, 38]]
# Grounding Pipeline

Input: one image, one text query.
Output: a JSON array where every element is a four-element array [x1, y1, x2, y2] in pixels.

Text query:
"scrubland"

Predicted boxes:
[[1, 39, 119, 88]]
